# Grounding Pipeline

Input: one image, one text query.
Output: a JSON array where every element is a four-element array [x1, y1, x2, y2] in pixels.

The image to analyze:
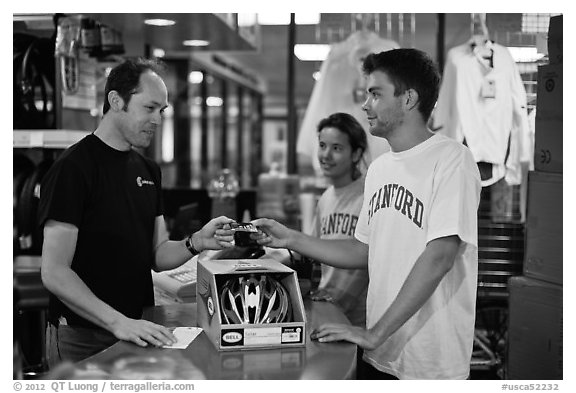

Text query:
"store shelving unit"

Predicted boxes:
[[13, 129, 89, 149]]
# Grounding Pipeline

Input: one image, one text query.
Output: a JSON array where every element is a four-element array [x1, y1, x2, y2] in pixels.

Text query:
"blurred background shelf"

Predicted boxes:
[[13, 129, 90, 149]]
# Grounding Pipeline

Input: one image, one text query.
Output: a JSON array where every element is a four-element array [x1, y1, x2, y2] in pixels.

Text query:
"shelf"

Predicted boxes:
[[13, 129, 90, 149]]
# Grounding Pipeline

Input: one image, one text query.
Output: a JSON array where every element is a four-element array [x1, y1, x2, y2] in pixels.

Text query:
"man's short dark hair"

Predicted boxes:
[[362, 49, 440, 121], [103, 58, 166, 115]]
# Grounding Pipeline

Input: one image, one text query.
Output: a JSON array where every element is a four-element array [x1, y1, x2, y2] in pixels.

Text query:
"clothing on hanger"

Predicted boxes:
[[432, 41, 531, 187], [296, 31, 398, 175]]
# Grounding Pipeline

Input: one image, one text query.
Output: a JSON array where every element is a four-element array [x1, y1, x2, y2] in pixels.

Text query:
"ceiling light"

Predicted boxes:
[[188, 71, 204, 84], [152, 48, 165, 58], [144, 19, 176, 26], [183, 40, 210, 47], [257, 13, 320, 25], [294, 44, 331, 61], [206, 96, 223, 107], [238, 13, 258, 27], [13, 14, 53, 22]]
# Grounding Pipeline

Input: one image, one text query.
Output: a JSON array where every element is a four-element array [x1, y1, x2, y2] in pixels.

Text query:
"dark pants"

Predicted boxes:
[[356, 347, 399, 380], [46, 323, 118, 368]]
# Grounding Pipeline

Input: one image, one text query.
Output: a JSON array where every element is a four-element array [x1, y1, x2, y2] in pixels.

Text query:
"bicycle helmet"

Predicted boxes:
[[220, 274, 292, 325]]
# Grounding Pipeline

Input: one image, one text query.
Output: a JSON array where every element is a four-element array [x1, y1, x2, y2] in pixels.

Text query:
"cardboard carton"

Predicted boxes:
[[547, 15, 562, 65], [524, 171, 562, 284], [507, 276, 562, 379], [536, 64, 562, 121], [534, 64, 562, 173], [534, 118, 562, 174], [197, 258, 306, 351]]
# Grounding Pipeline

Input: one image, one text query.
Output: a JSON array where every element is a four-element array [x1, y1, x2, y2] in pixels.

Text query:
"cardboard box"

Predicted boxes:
[[536, 64, 562, 121], [507, 276, 562, 380], [524, 171, 562, 285], [197, 258, 306, 351], [534, 118, 562, 173], [547, 15, 562, 65]]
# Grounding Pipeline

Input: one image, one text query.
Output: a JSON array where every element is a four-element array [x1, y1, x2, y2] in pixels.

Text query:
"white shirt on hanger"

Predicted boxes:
[[297, 31, 398, 174], [432, 41, 531, 186]]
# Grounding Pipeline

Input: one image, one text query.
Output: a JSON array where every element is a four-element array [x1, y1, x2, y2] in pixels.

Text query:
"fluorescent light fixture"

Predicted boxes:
[[238, 13, 258, 27], [294, 44, 331, 61], [13, 14, 53, 22], [144, 19, 176, 26], [206, 96, 223, 107], [188, 71, 204, 84], [257, 13, 320, 25], [152, 48, 165, 58], [507, 47, 545, 63], [183, 39, 210, 47]]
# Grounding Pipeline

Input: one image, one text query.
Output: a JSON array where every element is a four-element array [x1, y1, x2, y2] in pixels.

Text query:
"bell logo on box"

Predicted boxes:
[[223, 332, 243, 344]]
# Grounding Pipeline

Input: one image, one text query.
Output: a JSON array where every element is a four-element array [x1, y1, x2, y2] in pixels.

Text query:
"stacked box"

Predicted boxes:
[[507, 276, 562, 379], [508, 15, 563, 379], [523, 171, 562, 285], [547, 15, 562, 65], [534, 63, 562, 174], [197, 258, 306, 351], [526, 13, 563, 284]]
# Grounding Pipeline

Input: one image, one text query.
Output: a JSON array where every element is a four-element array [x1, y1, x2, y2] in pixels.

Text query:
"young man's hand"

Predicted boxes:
[[250, 218, 295, 249], [310, 323, 379, 350]]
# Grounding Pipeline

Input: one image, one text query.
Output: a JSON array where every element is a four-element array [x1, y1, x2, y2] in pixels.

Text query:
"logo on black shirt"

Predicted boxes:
[[136, 176, 155, 187]]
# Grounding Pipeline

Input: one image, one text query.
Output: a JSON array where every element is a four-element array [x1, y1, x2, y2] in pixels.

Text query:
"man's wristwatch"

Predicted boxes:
[[185, 234, 200, 256]]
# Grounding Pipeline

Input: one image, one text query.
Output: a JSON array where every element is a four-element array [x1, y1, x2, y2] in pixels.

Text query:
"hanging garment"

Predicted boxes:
[[432, 41, 531, 187], [297, 31, 398, 175]]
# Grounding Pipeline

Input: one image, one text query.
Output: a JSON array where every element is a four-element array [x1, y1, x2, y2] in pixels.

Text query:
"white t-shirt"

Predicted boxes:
[[355, 133, 481, 379], [311, 176, 369, 327]]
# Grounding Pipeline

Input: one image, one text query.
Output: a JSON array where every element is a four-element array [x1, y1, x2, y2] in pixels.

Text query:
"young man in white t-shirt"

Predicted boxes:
[[253, 48, 481, 379]]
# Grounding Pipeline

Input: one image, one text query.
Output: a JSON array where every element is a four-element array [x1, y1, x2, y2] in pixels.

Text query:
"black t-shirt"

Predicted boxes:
[[38, 134, 163, 329]]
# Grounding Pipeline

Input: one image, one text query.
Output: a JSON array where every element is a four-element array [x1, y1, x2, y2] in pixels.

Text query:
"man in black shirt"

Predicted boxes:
[[39, 59, 234, 366]]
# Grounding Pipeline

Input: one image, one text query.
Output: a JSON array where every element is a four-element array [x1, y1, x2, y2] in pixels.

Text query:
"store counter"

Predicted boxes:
[[78, 300, 357, 380]]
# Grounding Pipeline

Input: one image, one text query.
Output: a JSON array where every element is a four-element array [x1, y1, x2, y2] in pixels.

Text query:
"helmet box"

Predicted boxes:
[[197, 258, 306, 351]]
